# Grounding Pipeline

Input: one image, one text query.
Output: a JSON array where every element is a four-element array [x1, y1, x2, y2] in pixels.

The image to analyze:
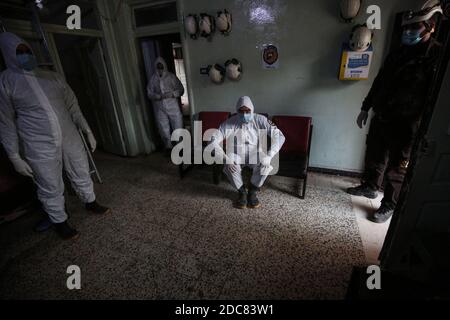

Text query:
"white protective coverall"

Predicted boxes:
[[210, 96, 286, 190], [147, 57, 185, 149], [0, 32, 96, 223]]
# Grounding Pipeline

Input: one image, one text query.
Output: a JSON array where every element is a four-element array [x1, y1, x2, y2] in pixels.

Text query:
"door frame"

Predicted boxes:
[[176, 0, 196, 119], [130, 0, 194, 120], [55, 36, 127, 156], [129, 0, 179, 36], [128, 0, 195, 119], [2, 17, 102, 75]]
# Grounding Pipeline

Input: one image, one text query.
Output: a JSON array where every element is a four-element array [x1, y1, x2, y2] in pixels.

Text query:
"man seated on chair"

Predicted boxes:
[[209, 96, 285, 209]]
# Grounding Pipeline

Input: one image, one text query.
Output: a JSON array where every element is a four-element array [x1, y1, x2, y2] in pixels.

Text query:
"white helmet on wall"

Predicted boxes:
[[216, 10, 232, 35], [208, 64, 225, 84], [199, 13, 215, 38], [225, 58, 242, 81], [349, 24, 373, 52], [340, 0, 362, 23], [185, 14, 198, 39], [402, 0, 443, 26]]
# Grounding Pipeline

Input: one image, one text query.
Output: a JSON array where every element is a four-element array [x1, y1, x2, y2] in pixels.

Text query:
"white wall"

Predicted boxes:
[[178, 0, 422, 172]]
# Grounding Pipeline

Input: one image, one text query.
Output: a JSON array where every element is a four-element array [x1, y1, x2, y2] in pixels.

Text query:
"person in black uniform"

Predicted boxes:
[[347, 0, 444, 223]]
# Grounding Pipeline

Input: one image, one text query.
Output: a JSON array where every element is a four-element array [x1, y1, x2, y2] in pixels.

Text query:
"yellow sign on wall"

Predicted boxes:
[[339, 43, 373, 81]]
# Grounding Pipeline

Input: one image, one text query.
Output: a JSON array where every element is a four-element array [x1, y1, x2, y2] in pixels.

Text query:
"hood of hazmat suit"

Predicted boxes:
[[147, 57, 185, 149], [235, 95, 255, 122], [0, 32, 34, 72], [0, 32, 95, 223]]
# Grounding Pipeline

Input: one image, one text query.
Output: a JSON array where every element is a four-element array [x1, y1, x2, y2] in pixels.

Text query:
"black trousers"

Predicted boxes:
[[363, 116, 420, 206]]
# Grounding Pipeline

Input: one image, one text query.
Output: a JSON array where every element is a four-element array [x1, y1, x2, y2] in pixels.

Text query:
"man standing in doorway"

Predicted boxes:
[[147, 57, 185, 156], [347, 0, 443, 223]]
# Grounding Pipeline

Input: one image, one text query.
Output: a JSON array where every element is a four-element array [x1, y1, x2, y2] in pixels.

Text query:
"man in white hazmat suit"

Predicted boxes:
[[0, 33, 110, 240], [147, 57, 185, 155], [209, 96, 285, 209]]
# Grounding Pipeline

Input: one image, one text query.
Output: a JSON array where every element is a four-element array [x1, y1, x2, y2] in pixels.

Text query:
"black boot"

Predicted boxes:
[[54, 221, 79, 240], [347, 183, 378, 199], [85, 201, 111, 215], [235, 186, 247, 209], [247, 184, 261, 209], [371, 202, 395, 223]]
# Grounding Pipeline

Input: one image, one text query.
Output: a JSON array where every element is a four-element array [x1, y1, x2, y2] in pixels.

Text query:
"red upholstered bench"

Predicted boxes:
[[179, 111, 231, 183], [272, 115, 313, 199]]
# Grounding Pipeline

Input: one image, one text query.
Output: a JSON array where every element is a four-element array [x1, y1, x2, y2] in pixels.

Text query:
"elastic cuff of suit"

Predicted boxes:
[[9, 153, 21, 160]]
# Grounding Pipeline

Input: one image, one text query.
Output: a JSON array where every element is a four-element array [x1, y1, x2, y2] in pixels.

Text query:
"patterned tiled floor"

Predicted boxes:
[[306, 173, 391, 265], [0, 152, 373, 299]]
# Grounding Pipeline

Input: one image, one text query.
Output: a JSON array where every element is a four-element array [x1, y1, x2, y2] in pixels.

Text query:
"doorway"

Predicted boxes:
[[53, 34, 127, 156], [139, 33, 190, 149]]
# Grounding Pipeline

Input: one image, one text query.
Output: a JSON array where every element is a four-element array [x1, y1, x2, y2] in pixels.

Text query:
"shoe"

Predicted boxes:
[[85, 201, 111, 215], [247, 184, 261, 209], [370, 203, 394, 223], [346, 183, 378, 199], [235, 187, 247, 209], [54, 221, 79, 240]]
